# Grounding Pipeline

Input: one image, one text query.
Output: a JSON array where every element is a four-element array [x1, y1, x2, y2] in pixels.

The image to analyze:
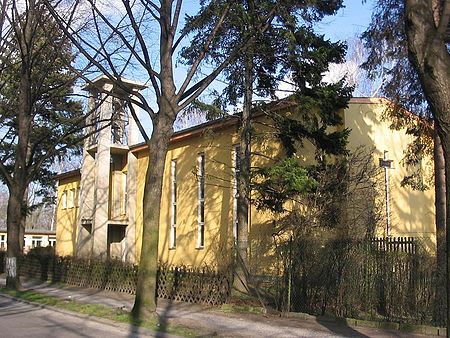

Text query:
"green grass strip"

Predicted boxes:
[[0, 288, 197, 337]]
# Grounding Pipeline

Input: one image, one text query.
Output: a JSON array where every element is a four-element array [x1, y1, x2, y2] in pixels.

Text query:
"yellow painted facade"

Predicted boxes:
[[55, 171, 81, 256], [55, 98, 436, 267], [344, 99, 434, 249]]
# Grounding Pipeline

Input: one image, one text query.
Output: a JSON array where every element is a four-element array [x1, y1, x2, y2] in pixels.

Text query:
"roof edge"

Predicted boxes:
[[54, 169, 81, 181]]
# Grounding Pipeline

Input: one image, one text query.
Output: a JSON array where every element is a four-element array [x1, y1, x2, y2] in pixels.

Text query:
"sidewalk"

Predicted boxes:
[[1, 278, 437, 337]]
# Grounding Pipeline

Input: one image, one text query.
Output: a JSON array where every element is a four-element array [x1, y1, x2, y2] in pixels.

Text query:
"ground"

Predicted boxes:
[[0, 294, 165, 337]]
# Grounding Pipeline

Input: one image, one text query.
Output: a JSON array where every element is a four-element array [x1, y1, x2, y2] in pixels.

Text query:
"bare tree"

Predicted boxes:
[[44, 0, 289, 319]]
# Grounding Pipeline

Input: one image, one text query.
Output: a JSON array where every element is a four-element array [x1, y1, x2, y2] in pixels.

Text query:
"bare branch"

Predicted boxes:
[[121, 0, 161, 99], [176, 4, 229, 100], [170, 0, 183, 37], [128, 100, 149, 142]]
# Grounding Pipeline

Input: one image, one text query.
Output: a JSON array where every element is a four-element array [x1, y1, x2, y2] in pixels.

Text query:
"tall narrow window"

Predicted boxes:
[[233, 145, 241, 241], [197, 154, 205, 248], [122, 172, 128, 215], [90, 92, 101, 144], [75, 187, 80, 208], [170, 160, 177, 248], [61, 190, 67, 209]]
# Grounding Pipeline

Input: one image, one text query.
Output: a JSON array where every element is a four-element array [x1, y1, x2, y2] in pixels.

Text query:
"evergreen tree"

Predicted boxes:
[[0, 0, 83, 289], [182, 0, 352, 291]]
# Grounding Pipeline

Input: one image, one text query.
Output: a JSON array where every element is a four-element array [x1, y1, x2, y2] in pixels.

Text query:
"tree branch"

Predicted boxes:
[[176, 4, 230, 100]]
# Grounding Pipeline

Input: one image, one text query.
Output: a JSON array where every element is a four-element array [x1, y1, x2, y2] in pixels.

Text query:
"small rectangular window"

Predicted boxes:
[[32, 236, 43, 248], [48, 237, 56, 247], [197, 154, 205, 248], [0, 234, 6, 249], [61, 191, 67, 209], [170, 160, 177, 249]]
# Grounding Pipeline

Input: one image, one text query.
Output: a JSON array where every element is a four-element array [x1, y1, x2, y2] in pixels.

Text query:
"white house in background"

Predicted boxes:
[[0, 227, 56, 252]]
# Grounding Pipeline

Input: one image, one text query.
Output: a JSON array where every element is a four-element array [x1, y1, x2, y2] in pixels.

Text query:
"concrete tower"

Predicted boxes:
[[76, 76, 145, 261]]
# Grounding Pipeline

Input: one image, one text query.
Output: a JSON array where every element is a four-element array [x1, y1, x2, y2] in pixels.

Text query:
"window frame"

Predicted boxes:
[[197, 153, 205, 248], [68, 188, 75, 209], [232, 144, 241, 242], [170, 159, 177, 249], [0, 234, 6, 249], [31, 236, 43, 248], [61, 190, 67, 210], [48, 237, 56, 247]]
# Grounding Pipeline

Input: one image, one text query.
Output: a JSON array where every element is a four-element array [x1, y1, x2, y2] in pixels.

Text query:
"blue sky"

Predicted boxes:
[[318, 0, 376, 41]]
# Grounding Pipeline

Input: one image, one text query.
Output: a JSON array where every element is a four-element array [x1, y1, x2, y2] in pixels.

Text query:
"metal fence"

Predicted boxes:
[[256, 236, 444, 327]]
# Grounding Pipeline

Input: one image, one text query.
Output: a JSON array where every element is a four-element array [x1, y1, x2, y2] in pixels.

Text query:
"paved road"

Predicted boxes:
[[0, 294, 170, 338], [0, 279, 434, 337], [20, 282, 431, 338]]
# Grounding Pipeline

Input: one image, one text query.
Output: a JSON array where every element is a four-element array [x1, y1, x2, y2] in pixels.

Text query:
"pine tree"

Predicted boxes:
[[182, 0, 352, 292]]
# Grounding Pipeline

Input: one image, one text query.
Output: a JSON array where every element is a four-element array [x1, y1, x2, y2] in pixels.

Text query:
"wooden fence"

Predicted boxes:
[[16, 253, 231, 306], [371, 236, 417, 254]]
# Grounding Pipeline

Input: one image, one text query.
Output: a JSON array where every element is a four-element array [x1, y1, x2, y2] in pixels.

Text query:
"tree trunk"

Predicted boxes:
[[131, 0, 178, 319], [234, 52, 253, 293], [6, 185, 26, 289], [434, 132, 446, 324], [131, 112, 175, 320], [404, 0, 450, 330]]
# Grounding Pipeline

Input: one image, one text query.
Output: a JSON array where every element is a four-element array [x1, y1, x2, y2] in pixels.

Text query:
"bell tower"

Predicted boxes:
[[77, 76, 145, 261]]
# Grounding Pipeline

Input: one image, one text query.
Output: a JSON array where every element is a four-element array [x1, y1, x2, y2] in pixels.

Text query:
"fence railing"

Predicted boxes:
[[0, 236, 443, 327], [13, 252, 231, 306], [254, 236, 443, 327], [371, 236, 417, 254]]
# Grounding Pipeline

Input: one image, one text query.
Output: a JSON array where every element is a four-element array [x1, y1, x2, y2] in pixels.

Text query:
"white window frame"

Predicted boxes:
[[48, 237, 56, 247], [233, 145, 241, 242], [197, 154, 205, 248], [61, 190, 67, 209], [32, 236, 43, 248], [68, 188, 75, 209], [121, 171, 128, 215], [0, 234, 6, 249], [170, 160, 177, 249]]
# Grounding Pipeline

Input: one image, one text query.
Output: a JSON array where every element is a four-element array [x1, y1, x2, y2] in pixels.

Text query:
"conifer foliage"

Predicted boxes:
[[182, 0, 352, 291]]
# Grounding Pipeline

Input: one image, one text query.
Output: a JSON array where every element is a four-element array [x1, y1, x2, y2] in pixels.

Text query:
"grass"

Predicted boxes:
[[0, 288, 197, 337]]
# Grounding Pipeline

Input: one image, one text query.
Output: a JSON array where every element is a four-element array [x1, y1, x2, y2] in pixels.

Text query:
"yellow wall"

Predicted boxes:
[[345, 100, 435, 250], [135, 127, 239, 269], [57, 99, 436, 265], [55, 175, 80, 256]]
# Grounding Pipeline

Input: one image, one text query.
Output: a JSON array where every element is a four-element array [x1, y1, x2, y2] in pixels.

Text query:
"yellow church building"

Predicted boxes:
[[54, 77, 435, 271]]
